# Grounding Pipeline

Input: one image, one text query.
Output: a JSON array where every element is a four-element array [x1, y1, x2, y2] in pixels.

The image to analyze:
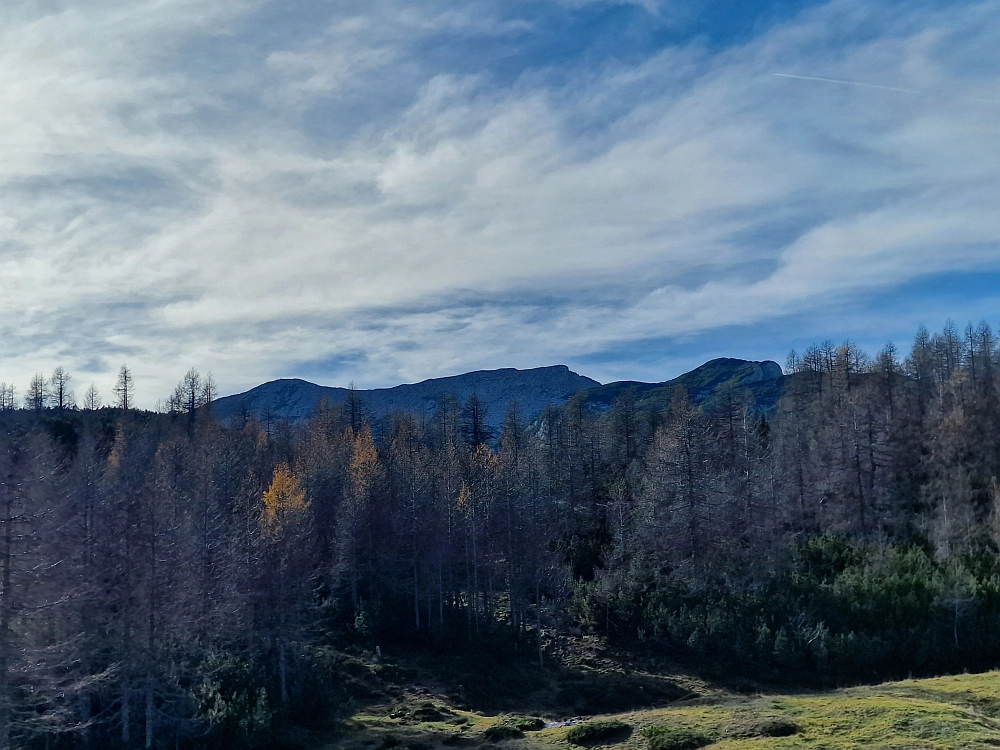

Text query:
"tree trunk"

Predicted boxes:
[[122, 683, 130, 745], [145, 676, 154, 750], [536, 579, 543, 669], [279, 553, 289, 705], [0, 485, 12, 750]]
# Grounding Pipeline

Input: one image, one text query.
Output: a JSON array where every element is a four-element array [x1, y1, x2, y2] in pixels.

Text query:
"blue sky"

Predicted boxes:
[[1, 0, 999, 405]]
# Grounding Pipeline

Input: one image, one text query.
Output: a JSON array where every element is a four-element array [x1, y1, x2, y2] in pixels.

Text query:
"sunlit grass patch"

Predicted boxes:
[[341, 671, 1000, 750], [648, 678, 1000, 749]]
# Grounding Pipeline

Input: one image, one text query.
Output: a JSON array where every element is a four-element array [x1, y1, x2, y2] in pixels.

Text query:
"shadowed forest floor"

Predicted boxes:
[[322, 661, 1000, 750]]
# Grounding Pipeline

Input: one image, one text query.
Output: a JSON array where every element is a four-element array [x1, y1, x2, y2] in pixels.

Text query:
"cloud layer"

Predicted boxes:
[[1, 0, 999, 404]]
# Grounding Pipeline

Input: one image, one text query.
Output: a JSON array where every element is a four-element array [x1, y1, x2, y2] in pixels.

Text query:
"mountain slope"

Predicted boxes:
[[212, 365, 601, 431], [579, 358, 784, 412], [212, 358, 785, 430]]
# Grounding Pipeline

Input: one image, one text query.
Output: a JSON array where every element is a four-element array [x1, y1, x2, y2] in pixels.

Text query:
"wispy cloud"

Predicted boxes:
[[1, 0, 999, 403]]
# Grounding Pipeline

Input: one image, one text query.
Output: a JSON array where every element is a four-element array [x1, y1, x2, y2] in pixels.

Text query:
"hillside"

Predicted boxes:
[[333, 664, 1000, 750], [212, 365, 600, 432], [579, 358, 784, 412], [212, 358, 785, 429]]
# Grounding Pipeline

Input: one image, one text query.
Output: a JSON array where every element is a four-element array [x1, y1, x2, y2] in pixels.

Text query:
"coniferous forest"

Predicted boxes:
[[4, 321, 1000, 748]]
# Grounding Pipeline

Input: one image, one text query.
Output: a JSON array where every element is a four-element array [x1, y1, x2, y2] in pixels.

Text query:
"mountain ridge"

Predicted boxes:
[[213, 365, 601, 431], [212, 358, 785, 430]]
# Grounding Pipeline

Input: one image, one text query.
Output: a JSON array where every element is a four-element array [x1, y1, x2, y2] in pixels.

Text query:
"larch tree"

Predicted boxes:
[[83, 383, 101, 411], [0, 428, 61, 749], [345, 382, 364, 434], [338, 426, 382, 610], [387, 416, 432, 631], [461, 393, 491, 448], [261, 465, 311, 705], [24, 374, 46, 413], [49, 367, 74, 412], [169, 369, 214, 432], [114, 365, 135, 410]]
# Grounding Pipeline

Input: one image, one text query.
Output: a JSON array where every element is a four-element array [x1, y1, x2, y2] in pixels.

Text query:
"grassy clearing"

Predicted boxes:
[[330, 670, 1000, 750]]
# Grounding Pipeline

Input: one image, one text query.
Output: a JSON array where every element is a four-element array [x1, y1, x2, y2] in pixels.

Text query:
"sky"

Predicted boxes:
[[2, 0, 1000, 406]]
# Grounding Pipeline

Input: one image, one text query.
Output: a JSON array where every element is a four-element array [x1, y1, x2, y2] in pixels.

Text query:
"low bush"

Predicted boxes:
[[483, 724, 523, 741], [566, 720, 631, 745], [483, 714, 546, 741], [640, 725, 712, 750], [500, 716, 545, 731], [391, 702, 453, 723], [758, 717, 799, 737]]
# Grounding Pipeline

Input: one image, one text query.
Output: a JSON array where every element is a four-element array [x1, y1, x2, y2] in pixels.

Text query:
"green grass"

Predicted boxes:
[[626, 673, 1000, 749], [335, 671, 1000, 750]]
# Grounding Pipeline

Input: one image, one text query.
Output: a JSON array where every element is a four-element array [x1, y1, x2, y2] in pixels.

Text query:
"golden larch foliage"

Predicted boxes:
[[470, 443, 499, 473], [349, 426, 381, 499], [262, 464, 309, 535], [107, 424, 126, 471]]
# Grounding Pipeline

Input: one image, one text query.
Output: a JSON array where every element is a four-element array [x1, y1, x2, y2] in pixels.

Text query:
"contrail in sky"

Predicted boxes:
[[774, 73, 920, 95], [774, 72, 1000, 105]]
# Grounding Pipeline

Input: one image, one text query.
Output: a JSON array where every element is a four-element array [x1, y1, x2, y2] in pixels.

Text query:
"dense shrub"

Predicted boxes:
[[566, 720, 631, 745], [482, 715, 546, 741], [758, 717, 799, 737], [483, 724, 524, 741], [640, 725, 712, 750], [576, 535, 1000, 685], [196, 652, 274, 749], [500, 716, 545, 731]]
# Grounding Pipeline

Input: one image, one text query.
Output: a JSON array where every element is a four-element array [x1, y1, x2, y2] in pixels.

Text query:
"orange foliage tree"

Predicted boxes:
[[262, 464, 309, 536]]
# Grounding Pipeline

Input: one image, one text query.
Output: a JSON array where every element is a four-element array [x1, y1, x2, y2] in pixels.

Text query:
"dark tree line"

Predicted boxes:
[[3, 322, 1000, 746]]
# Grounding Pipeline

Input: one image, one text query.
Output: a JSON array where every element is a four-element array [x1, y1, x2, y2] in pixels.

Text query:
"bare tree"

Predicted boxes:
[[0, 387, 14, 412], [345, 381, 364, 433], [83, 384, 102, 411], [114, 365, 135, 410], [49, 367, 75, 412], [876, 343, 901, 416], [0, 429, 63, 749], [201, 372, 218, 416], [24, 374, 47, 413]]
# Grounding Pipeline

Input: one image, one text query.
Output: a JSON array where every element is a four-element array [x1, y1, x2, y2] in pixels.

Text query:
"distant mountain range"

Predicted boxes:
[[212, 358, 785, 432]]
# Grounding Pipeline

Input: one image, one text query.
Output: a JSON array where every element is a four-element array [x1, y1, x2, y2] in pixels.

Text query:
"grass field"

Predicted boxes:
[[331, 670, 1000, 750]]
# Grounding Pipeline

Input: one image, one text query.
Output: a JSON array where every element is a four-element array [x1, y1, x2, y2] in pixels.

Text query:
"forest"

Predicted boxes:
[[2, 320, 1000, 749]]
